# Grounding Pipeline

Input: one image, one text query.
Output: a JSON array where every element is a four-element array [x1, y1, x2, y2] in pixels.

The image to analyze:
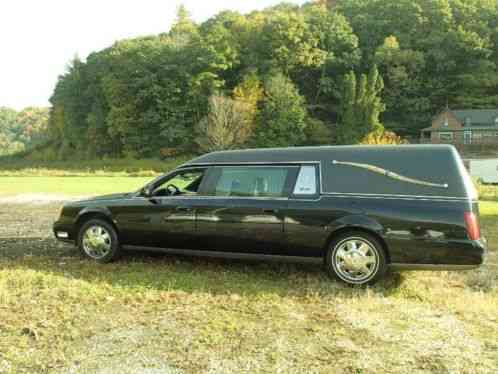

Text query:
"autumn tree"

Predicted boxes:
[[195, 95, 252, 152]]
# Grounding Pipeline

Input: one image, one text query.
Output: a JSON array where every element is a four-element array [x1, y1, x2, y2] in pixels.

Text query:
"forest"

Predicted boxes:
[[19, 0, 498, 158], [0, 107, 49, 156]]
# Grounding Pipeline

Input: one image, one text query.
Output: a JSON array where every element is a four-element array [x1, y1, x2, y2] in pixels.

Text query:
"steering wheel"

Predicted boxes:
[[166, 184, 180, 196]]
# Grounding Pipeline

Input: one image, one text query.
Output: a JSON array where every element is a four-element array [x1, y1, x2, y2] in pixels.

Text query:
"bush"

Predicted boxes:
[[360, 130, 408, 145]]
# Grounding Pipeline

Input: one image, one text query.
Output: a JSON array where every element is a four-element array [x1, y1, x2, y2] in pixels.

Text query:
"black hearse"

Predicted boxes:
[[54, 145, 487, 285]]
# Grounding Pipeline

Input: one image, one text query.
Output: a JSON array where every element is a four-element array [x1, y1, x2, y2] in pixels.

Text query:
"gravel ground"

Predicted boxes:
[[0, 194, 88, 205], [1, 199, 497, 373]]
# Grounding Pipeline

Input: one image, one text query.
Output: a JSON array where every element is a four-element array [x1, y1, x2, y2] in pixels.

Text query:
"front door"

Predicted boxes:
[[115, 168, 207, 249], [195, 165, 299, 254]]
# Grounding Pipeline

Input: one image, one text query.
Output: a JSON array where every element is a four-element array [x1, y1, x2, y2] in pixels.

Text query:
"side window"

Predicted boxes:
[[153, 169, 206, 196], [211, 166, 294, 198], [293, 165, 318, 196]]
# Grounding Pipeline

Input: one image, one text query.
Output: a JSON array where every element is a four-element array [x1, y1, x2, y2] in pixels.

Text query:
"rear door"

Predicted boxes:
[[282, 164, 328, 257], [194, 165, 299, 254]]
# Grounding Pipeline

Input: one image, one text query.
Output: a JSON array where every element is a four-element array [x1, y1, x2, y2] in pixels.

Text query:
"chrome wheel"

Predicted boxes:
[[82, 225, 112, 260], [333, 237, 379, 283]]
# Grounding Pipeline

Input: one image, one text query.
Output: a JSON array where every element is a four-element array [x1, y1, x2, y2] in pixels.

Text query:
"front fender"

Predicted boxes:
[[74, 206, 114, 225]]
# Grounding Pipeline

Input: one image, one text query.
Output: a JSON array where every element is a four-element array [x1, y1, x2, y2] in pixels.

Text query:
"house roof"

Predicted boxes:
[[452, 109, 498, 127], [423, 108, 498, 132], [422, 126, 498, 132]]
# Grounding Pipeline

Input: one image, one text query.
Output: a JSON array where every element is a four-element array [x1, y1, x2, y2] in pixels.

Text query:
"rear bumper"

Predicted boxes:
[[391, 236, 487, 270]]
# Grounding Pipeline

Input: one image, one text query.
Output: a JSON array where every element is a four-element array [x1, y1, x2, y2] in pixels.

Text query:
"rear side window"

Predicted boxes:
[[293, 165, 318, 196], [210, 166, 295, 197]]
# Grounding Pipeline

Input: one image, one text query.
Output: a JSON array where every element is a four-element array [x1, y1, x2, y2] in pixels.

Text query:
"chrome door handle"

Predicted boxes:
[[176, 206, 193, 212], [263, 209, 278, 214]]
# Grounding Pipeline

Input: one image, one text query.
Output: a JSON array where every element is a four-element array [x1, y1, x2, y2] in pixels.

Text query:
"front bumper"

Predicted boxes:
[[53, 221, 76, 244]]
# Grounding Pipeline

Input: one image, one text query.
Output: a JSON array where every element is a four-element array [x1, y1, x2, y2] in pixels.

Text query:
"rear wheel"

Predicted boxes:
[[77, 219, 121, 263], [325, 232, 387, 285]]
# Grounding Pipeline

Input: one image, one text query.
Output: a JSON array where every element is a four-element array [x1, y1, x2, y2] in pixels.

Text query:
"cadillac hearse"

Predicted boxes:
[[53, 145, 487, 285]]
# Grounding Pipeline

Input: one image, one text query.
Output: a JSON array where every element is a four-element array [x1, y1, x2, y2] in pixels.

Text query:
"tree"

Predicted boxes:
[[44, 0, 498, 159], [233, 72, 264, 140], [337, 65, 385, 144], [255, 73, 308, 147], [0, 107, 50, 156], [194, 95, 252, 152], [374, 35, 429, 136]]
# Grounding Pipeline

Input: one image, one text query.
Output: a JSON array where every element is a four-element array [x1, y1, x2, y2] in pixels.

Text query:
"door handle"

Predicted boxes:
[[263, 208, 278, 214], [176, 206, 193, 212]]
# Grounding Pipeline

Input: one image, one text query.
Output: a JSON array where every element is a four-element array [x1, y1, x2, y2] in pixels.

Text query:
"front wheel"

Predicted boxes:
[[77, 219, 121, 263], [325, 232, 387, 285]]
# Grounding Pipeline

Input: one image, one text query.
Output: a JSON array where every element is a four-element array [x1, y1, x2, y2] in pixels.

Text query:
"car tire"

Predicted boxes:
[[325, 231, 387, 285], [77, 219, 121, 263]]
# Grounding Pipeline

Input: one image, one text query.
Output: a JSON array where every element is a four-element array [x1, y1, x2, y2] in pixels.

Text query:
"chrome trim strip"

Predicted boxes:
[[133, 195, 290, 201], [122, 245, 323, 264], [332, 160, 449, 189], [389, 263, 481, 270], [321, 192, 468, 201]]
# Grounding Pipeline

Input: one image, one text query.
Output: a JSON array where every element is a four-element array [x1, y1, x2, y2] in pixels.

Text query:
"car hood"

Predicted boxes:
[[78, 192, 132, 203]]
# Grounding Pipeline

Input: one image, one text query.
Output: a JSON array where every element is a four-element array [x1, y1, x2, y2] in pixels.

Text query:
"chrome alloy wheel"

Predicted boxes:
[[82, 225, 112, 260], [333, 237, 379, 283]]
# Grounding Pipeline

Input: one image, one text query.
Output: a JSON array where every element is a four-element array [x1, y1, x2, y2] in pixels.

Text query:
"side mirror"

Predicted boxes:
[[141, 186, 153, 198]]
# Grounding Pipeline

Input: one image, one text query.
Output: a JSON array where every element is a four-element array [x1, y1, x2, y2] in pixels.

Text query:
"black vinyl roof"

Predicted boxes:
[[183, 145, 474, 198], [186, 144, 455, 165]]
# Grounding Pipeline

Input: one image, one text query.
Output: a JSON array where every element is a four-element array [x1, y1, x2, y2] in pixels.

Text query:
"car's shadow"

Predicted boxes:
[[0, 237, 405, 297]]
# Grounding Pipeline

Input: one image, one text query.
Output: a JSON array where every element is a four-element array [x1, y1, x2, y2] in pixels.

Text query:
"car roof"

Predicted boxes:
[[184, 144, 454, 165]]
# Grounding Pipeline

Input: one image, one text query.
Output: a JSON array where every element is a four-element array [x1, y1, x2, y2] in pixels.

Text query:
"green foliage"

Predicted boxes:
[[0, 107, 50, 156], [255, 73, 308, 147], [337, 65, 385, 144], [337, 0, 498, 135], [44, 1, 498, 158]]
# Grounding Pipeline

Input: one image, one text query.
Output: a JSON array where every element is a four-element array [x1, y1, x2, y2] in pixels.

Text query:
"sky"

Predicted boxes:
[[0, 0, 305, 110]]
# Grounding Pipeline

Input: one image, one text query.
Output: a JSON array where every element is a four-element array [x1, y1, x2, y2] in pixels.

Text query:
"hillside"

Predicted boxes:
[[0, 107, 50, 156], [43, 0, 498, 159]]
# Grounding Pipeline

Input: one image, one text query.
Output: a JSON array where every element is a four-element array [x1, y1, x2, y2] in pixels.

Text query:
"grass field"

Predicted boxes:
[[0, 176, 497, 373], [0, 157, 188, 177], [0, 176, 152, 197]]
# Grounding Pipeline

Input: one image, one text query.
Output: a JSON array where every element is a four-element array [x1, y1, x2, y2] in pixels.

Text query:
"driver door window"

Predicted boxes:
[[153, 169, 206, 197]]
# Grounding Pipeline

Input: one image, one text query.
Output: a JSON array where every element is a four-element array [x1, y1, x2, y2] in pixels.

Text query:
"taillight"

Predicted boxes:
[[464, 212, 480, 240]]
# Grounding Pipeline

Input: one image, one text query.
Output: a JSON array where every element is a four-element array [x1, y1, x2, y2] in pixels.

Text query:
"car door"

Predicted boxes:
[[281, 164, 328, 257], [194, 165, 299, 255], [115, 167, 208, 249]]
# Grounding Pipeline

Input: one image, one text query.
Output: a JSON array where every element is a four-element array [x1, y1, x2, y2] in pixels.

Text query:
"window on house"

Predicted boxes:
[[483, 132, 492, 137], [473, 132, 482, 139], [439, 132, 453, 141], [465, 117, 471, 126]]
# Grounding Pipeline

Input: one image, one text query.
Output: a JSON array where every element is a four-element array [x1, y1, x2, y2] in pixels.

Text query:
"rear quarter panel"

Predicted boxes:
[[284, 195, 483, 265]]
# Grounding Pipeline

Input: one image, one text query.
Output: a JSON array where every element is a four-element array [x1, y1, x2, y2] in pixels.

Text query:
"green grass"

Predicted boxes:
[[0, 193, 496, 373], [0, 157, 189, 177], [0, 176, 152, 196], [0, 169, 497, 372]]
